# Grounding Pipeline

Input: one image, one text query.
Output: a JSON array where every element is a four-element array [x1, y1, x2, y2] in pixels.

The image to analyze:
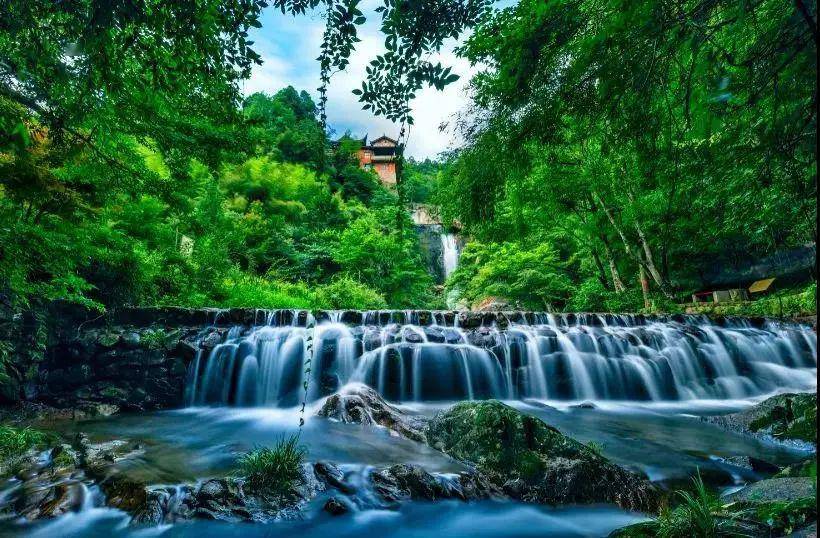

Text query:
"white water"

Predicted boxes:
[[186, 311, 817, 406], [441, 233, 460, 277]]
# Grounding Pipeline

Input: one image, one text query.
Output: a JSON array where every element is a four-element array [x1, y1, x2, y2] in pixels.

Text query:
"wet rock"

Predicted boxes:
[[403, 331, 424, 343], [371, 464, 497, 503], [426, 400, 661, 512], [704, 392, 817, 445], [200, 331, 222, 350], [726, 477, 817, 504], [100, 473, 149, 512], [318, 385, 428, 443], [323, 496, 349, 516], [12, 480, 86, 520], [121, 332, 141, 348], [424, 327, 445, 343], [314, 461, 353, 493]]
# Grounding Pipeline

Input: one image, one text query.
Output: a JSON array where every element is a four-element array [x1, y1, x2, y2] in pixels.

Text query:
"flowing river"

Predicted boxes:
[[1, 311, 816, 537]]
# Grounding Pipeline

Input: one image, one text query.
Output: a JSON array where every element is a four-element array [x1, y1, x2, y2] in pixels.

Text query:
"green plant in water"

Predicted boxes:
[[237, 435, 306, 494], [653, 470, 751, 538]]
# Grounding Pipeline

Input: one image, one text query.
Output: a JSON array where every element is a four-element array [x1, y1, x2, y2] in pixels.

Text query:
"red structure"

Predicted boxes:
[[355, 135, 398, 186]]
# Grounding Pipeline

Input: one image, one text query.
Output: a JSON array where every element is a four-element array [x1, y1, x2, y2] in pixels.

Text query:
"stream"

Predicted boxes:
[[0, 312, 815, 536]]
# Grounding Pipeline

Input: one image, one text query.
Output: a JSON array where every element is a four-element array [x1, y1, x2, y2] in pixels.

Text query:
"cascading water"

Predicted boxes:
[[185, 311, 817, 406], [441, 233, 460, 277]]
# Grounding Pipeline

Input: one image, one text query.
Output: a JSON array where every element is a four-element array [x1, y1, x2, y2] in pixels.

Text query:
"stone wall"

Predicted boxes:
[[0, 305, 798, 411]]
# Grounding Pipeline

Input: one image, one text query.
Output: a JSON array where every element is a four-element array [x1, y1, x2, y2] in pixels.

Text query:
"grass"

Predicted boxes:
[[613, 471, 754, 538], [656, 471, 722, 537], [237, 434, 307, 494], [586, 441, 605, 457], [0, 424, 47, 460]]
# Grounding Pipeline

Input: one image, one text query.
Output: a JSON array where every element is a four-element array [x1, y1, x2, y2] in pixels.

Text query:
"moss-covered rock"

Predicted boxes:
[[704, 392, 817, 445], [426, 400, 660, 511], [748, 393, 817, 443]]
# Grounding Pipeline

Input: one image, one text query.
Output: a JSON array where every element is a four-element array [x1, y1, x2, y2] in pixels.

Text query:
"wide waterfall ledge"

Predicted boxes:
[[179, 309, 817, 408]]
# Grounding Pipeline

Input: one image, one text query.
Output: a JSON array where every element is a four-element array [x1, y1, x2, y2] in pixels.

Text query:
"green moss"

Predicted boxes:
[[426, 400, 594, 482], [775, 458, 817, 479], [52, 447, 78, 468], [748, 393, 817, 443]]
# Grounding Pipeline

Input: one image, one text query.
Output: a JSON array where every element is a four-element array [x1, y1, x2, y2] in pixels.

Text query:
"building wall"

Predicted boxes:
[[356, 148, 396, 185], [375, 161, 396, 185]]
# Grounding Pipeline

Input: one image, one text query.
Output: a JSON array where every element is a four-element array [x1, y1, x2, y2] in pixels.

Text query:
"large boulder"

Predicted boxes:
[[317, 384, 428, 443], [725, 477, 817, 504], [426, 400, 660, 511], [704, 392, 817, 444]]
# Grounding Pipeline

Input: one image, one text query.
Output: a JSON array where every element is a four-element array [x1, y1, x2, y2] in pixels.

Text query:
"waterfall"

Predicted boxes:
[[185, 311, 817, 406], [441, 233, 460, 277]]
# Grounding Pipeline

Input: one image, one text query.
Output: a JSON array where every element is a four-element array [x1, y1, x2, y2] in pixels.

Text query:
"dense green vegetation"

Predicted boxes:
[[0, 15, 438, 311], [436, 0, 817, 311], [1, 0, 816, 314]]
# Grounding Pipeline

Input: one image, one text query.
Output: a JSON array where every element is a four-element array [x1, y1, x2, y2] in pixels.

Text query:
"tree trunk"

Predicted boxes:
[[638, 265, 651, 310], [633, 221, 674, 298], [591, 247, 610, 290], [600, 236, 626, 292]]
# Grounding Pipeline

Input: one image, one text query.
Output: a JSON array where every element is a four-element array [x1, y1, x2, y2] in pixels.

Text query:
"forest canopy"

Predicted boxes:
[[0, 0, 816, 313], [437, 0, 817, 311]]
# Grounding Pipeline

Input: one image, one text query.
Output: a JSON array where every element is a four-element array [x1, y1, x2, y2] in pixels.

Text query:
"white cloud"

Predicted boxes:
[[244, 8, 476, 160]]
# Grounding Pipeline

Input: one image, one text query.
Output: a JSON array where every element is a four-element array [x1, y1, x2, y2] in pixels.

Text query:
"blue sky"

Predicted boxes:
[[241, 1, 481, 160]]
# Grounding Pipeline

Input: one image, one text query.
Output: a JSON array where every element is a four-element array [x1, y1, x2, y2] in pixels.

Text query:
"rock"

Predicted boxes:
[[775, 458, 817, 478], [121, 332, 142, 348], [704, 392, 817, 444], [13, 480, 86, 520], [314, 461, 353, 493], [426, 400, 660, 511], [371, 464, 498, 503], [726, 477, 817, 504], [473, 297, 511, 312], [323, 496, 349, 516], [317, 384, 428, 443], [200, 331, 222, 350], [99, 473, 149, 512]]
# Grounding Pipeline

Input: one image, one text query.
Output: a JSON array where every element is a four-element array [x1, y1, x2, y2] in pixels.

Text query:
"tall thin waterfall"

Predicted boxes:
[[185, 311, 817, 406], [441, 234, 460, 277]]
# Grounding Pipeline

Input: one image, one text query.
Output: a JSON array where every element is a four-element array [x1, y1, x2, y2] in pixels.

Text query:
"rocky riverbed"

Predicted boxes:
[[0, 388, 816, 537]]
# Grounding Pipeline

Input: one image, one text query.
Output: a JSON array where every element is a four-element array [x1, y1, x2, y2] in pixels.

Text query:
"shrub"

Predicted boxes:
[[312, 276, 387, 309], [237, 435, 306, 494]]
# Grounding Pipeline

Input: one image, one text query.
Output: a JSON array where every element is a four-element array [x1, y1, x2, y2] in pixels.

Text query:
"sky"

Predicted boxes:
[[242, 1, 481, 160]]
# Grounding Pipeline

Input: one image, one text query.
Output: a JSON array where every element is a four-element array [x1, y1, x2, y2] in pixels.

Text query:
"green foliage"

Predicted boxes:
[[685, 284, 818, 317], [747, 393, 817, 443], [237, 435, 307, 494], [447, 241, 572, 310], [0, 424, 47, 460], [437, 0, 816, 310], [312, 277, 387, 310], [332, 211, 436, 307], [403, 158, 444, 204], [755, 496, 817, 535]]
